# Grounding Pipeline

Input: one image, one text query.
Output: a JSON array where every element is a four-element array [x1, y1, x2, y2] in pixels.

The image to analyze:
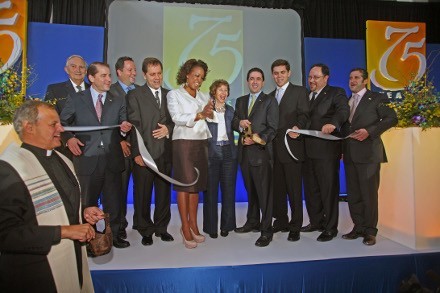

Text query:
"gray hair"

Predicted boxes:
[[65, 54, 88, 67], [13, 100, 53, 139]]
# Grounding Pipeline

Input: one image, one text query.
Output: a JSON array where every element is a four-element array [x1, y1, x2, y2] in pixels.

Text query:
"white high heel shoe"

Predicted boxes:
[[190, 228, 205, 243], [180, 229, 197, 249]]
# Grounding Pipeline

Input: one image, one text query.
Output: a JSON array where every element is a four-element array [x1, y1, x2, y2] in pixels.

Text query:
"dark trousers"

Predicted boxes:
[[240, 149, 273, 237], [120, 156, 133, 231], [78, 154, 122, 236], [303, 157, 340, 234], [272, 158, 304, 232], [203, 146, 237, 235], [344, 162, 380, 236], [132, 156, 171, 236]]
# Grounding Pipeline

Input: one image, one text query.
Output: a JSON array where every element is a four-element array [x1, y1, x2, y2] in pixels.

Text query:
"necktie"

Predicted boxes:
[[96, 94, 103, 122], [349, 94, 360, 122], [155, 90, 161, 107], [311, 92, 317, 101], [248, 94, 256, 112], [276, 88, 284, 104], [126, 85, 134, 93], [76, 85, 82, 92]]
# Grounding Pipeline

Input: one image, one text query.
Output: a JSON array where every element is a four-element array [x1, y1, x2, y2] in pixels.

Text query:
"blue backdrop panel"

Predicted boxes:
[[91, 252, 440, 293], [304, 38, 366, 93], [27, 22, 104, 99]]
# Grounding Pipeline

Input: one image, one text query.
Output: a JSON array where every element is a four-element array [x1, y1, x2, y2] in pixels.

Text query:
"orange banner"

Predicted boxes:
[[0, 0, 27, 73], [366, 20, 426, 91]]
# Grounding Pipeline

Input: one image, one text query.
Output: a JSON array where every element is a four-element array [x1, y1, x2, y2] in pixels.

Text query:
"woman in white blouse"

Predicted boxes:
[[167, 59, 214, 249]]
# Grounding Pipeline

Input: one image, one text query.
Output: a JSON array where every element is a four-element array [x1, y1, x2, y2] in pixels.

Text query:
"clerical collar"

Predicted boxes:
[[21, 143, 53, 157]]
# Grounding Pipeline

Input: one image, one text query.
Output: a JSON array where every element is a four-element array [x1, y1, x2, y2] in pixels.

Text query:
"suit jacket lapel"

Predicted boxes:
[[248, 93, 262, 118], [143, 85, 160, 110], [65, 80, 76, 95], [115, 82, 126, 97], [311, 85, 328, 109], [82, 89, 100, 122], [102, 91, 115, 123], [225, 106, 233, 140], [352, 90, 371, 122], [279, 83, 292, 107]]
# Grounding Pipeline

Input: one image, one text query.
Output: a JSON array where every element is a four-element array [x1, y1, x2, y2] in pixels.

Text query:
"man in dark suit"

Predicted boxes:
[[45, 55, 90, 159], [45, 55, 90, 114], [0, 100, 104, 292], [232, 67, 279, 247], [126, 57, 174, 246], [269, 59, 310, 242], [301, 63, 350, 242], [108, 56, 138, 240], [60, 62, 132, 249], [341, 68, 397, 246]]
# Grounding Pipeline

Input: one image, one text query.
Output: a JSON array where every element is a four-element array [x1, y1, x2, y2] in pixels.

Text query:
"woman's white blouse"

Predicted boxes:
[[167, 85, 217, 140]]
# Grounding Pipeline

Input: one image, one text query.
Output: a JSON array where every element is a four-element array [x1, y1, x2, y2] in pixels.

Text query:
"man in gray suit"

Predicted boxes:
[[60, 62, 132, 249], [341, 68, 397, 246], [232, 67, 279, 247], [126, 57, 174, 246], [109, 56, 138, 240]]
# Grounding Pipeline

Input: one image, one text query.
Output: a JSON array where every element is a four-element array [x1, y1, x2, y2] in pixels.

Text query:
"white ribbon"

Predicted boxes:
[[284, 129, 352, 160], [63, 125, 199, 186]]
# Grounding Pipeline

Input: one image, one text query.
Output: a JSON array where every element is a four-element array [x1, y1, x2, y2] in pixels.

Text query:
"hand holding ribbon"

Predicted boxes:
[[63, 125, 199, 186]]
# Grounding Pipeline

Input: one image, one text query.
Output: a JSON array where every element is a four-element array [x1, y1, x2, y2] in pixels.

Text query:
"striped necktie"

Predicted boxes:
[[96, 94, 103, 122]]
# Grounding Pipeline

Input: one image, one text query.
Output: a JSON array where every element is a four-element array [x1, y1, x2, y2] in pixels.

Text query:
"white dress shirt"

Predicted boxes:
[[167, 85, 216, 140], [216, 112, 228, 142]]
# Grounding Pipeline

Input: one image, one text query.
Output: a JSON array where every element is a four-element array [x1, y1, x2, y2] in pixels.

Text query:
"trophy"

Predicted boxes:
[[242, 125, 266, 145]]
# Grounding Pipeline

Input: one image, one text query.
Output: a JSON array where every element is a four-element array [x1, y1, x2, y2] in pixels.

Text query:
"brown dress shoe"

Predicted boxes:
[[363, 235, 376, 246]]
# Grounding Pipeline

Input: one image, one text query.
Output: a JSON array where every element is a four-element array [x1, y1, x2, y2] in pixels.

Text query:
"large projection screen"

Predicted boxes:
[[108, 1, 303, 105]]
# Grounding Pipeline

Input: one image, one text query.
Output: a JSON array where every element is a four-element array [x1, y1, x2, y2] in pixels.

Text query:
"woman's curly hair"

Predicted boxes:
[[176, 59, 209, 85]]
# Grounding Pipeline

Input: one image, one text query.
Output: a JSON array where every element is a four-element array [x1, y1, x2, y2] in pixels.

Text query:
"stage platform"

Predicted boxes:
[[89, 202, 440, 292]]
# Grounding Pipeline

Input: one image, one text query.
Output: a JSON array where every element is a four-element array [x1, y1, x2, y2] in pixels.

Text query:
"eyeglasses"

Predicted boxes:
[[308, 75, 324, 81]]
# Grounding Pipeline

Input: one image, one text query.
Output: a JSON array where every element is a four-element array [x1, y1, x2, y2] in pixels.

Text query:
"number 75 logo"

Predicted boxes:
[[366, 20, 426, 91]]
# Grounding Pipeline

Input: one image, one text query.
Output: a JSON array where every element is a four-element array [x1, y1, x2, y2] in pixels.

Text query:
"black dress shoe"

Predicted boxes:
[[141, 235, 153, 246], [301, 223, 324, 233], [234, 225, 259, 233], [363, 235, 376, 246], [255, 235, 273, 247], [342, 230, 363, 240], [156, 232, 174, 242], [113, 237, 130, 248], [287, 231, 300, 242], [209, 233, 218, 239], [118, 229, 127, 240], [273, 225, 289, 233], [220, 230, 229, 237], [317, 231, 336, 242]]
